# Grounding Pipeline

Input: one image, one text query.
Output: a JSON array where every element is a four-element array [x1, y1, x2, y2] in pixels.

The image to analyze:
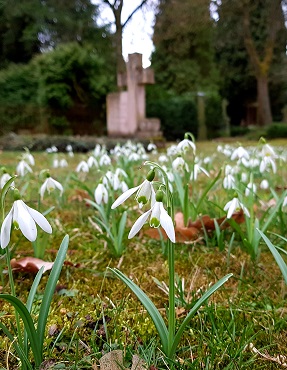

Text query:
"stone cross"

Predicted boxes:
[[106, 53, 161, 138]]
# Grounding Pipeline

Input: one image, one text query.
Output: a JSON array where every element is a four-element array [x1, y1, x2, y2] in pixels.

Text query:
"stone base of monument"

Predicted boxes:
[[136, 118, 162, 139]]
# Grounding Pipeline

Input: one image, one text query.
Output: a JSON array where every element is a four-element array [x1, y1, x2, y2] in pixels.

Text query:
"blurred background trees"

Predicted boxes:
[[0, 0, 286, 139]]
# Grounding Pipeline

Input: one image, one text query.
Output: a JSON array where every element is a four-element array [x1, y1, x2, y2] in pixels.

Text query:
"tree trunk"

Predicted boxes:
[[257, 74, 272, 126]]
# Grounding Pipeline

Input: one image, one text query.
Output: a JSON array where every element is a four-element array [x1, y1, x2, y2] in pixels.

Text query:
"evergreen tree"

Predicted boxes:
[[216, 0, 287, 126], [152, 0, 219, 94]]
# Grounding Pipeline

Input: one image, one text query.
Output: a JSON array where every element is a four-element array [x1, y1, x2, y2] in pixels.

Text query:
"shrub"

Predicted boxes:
[[147, 95, 197, 141], [265, 122, 287, 139], [146, 87, 224, 141], [230, 125, 250, 137], [0, 43, 115, 135]]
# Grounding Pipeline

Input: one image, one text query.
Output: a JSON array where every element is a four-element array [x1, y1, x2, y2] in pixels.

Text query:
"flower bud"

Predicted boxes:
[[146, 168, 155, 182], [155, 190, 164, 202], [13, 188, 21, 201]]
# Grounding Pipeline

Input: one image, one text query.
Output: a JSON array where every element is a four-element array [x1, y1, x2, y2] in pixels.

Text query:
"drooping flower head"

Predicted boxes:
[[128, 189, 175, 243], [111, 168, 156, 209], [95, 182, 109, 204], [0, 189, 52, 249], [40, 170, 63, 199], [223, 196, 250, 219]]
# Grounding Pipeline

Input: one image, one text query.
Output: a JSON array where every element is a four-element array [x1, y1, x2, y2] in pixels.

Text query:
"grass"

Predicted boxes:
[[0, 140, 287, 369]]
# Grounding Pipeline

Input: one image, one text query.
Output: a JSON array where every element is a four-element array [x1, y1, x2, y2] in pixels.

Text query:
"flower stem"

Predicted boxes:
[[5, 245, 23, 350], [167, 238, 175, 359]]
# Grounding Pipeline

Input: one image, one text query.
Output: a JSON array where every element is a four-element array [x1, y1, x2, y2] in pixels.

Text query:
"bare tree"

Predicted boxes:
[[100, 0, 152, 78], [242, 0, 284, 125]]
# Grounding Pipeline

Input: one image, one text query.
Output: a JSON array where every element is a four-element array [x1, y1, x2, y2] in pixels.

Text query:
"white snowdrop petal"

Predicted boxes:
[[25, 204, 52, 234], [16, 201, 38, 241], [128, 209, 152, 239], [0, 208, 13, 248], [40, 179, 48, 199], [159, 203, 175, 243], [111, 186, 139, 209], [53, 179, 64, 194]]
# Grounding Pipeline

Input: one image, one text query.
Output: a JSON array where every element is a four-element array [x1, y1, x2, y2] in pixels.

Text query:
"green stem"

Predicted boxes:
[[167, 238, 175, 358], [5, 245, 24, 352]]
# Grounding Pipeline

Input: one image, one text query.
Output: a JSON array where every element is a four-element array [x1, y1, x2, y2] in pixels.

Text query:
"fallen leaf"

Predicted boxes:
[[10, 257, 54, 273], [144, 210, 245, 242], [188, 209, 245, 231]]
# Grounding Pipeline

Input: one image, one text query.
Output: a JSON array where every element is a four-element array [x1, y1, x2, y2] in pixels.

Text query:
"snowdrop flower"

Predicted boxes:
[[158, 154, 169, 163], [231, 146, 250, 161], [217, 145, 223, 153], [177, 138, 196, 154], [261, 143, 277, 158], [53, 158, 59, 168], [248, 158, 260, 168], [23, 148, 35, 166], [128, 190, 175, 243], [245, 182, 257, 197], [94, 183, 108, 204], [224, 164, 234, 176], [99, 154, 111, 167], [87, 156, 98, 168], [129, 152, 141, 161], [16, 160, 33, 176], [112, 169, 155, 209], [0, 192, 52, 249], [120, 181, 129, 193], [282, 196, 287, 208], [147, 143, 157, 153], [223, 174, 236, 189], [203, 156, 211, 165], [259, 156, 277, 174], [94, 144, 103, 157], [59, 158, 68, 167], [115, 168, 128, 178], [76, 160, 89, 173], [260, 179, 269, 190], [241, 172, 248, 183], [172, 157, 189, 172], [40, 175, 63, 199], [0, 172, 13, 189], [190, 163, 209, 181], [66, 144, 74, 157], [224, 197, 250, 219], [167, 144, 179, 156], [112, 174, 121, 191]]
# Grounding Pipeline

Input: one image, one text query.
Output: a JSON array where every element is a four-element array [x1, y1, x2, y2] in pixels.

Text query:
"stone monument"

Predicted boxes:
[[106, 53, 161, 138]]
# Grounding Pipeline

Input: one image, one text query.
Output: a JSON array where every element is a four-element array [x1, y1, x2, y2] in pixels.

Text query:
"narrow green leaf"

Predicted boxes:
[[0, 294, 41, 366], [196, 170, 222, 212], [261, 190, 287, 234], [110, 268, 169, 354], [86, 199, 109, 225], [257, 229, 287, 284], [24, 267, 44, 359], [117, 211, 127, 247], [0, 322, 33, 370], [37, 235, 69, 355], [42, 206, 55, 217], [170, 273, 233, 358]]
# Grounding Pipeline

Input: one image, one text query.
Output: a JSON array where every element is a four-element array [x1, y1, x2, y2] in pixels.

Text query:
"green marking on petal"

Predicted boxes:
[[137, 196, 148, 205], [13, 220, 19, 230], [150, 217, 160, 228]]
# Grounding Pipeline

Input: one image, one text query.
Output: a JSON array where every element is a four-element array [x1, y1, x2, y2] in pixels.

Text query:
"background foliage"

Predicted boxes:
[[0, 0, 286, 138]]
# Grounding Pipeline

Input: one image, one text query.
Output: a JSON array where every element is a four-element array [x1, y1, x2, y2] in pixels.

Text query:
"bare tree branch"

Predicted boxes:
[[122, 0, 149, 29]]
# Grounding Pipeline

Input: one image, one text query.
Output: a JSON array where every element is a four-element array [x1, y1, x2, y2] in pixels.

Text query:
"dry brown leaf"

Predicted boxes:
[[248, 343, 287, 367], [68, 189, 91, 203], [10, 257, 54, 273], [188, 209, 245, 231], [144, 210, 245, 243]]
